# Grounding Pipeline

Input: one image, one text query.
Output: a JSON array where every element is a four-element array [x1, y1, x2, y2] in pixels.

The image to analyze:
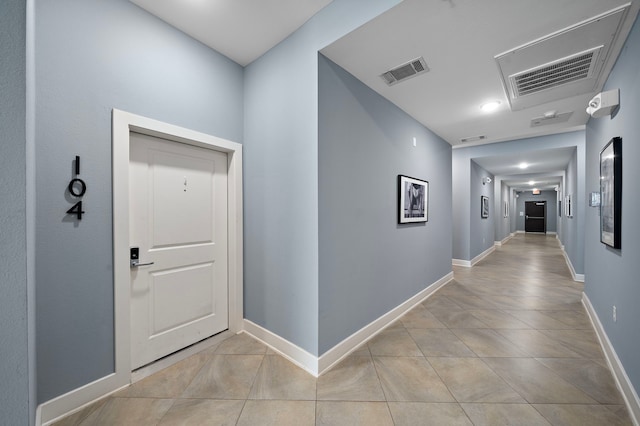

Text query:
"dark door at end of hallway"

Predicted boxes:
[[525, 201, 546, 233]]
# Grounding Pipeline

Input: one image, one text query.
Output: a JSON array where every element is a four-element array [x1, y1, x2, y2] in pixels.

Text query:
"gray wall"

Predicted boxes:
[[555, 175, 564, 240], [515, 190, 558, 233], [584, 13, 640, 395], [452, 131, 584, 270], [560, 149, 580, 271], [243, 0, 401, 356], [470, 161, 494, 259], [510, 188, 518, 234], [0, 0, 34, 423], [318, 55, 452, 354], [452, 149, 471, 260], [35, 0, 243, 402], [494, 179, 511, 242]]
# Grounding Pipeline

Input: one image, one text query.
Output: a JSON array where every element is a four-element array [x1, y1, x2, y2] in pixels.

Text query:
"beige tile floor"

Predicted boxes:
[[55, 234, 632, 425]]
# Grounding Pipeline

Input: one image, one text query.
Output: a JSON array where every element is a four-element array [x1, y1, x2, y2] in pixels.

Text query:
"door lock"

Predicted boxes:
[[130, 247, 154, 268]]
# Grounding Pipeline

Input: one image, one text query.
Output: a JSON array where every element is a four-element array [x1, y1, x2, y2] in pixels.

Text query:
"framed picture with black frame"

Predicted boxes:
[[600, 136, 622, 249], [398, 175, 428, 223], [481, 196, 489, 218]]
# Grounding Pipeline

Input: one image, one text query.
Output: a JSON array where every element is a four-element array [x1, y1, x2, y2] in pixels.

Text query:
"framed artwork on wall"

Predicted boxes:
[[398, 175, 428, 223], [600, 137, 622, 249], [565, 194, 572, 218], [481, 196, 489, 218]]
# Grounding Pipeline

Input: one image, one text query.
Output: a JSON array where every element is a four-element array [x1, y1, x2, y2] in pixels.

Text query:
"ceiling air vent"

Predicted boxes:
[[380, 57, 429, 86], [510, 47, 601, 97], [495, 5, 630, 111], [460, 135, 486, 144]]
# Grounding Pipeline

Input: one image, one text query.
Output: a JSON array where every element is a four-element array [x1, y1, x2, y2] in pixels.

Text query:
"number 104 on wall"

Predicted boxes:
[[66, 155, 87, 220]]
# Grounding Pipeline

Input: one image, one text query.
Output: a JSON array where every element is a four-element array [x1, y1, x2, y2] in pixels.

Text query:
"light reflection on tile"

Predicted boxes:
[[158, 399, 244, 426], [236, 400, 315, 426], [408, 328, 476, 357], [428, 357, 524, 403], [249, 355, 316, 400], [482, 357, 596, 404], [317, 356, 385, 401], [461, 403, 551, 426], [451, 328, 528, 357], [533, 404, 633, 426], [367, 328, 422, 357], [87, 398, 173, 426], [388, 402, 473, 426], [536, 358, 623, 404], [374, 357, 454, 402], [316, 401, 393, 426], [181, 354, 263, 399]]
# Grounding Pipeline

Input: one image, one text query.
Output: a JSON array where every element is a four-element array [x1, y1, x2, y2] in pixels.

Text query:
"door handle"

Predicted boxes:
[[130, 247, 154, 268], [130, 259, 155, 268]]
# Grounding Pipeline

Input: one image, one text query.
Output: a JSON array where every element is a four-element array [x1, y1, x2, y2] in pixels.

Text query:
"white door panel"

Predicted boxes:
[[129, 132, 228, 369], [149, 262, 215, 335], [149, 149, 215, 247]]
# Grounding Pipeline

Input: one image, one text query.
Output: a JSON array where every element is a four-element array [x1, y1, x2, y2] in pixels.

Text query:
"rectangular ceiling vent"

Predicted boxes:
[[495, 5, 630, 111], [460, 135, 486, 143], [380, 57, 429, 86], [510, 47, 602, 97]]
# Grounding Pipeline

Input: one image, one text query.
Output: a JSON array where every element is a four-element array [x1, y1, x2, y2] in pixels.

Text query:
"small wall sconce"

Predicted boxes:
[[482, 177, 492, 185]]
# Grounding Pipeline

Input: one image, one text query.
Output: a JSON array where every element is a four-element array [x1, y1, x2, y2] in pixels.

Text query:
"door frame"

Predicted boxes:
[[112, 109, 243, 386]]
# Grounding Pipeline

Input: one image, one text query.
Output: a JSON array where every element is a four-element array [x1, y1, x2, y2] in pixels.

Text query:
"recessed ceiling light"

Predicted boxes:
[[528, 181, 535, 185], [480, 101, 501, 112], [518, 162, 528, 169]]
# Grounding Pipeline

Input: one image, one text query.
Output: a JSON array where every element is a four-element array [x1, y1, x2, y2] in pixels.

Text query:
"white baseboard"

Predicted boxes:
[[583, 294, 640, 425], [37, 373, 128, 426], [37, 330, 234, 425], [453, 245, 495, 268], [494, 234, 513, 247], [243, 272, 455, 377], [547, 231, 557, 235], [242, 320, 319, 376], [561, 245, 585, 282], [516, 230, 526, 234], [318, 272, 453, 375], [452, 258, 471, 267], [472, 245, 495, 266]]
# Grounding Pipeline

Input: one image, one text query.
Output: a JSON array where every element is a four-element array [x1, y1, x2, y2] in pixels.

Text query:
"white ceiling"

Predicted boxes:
[[130, 0, 638, 183], [130, 0, 333, 66], [473, 147, 576, 191], [321, 0, 638, 148]]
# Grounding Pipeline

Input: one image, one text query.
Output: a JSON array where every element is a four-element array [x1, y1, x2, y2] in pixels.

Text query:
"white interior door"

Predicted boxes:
[[129, 132, 228, 369]]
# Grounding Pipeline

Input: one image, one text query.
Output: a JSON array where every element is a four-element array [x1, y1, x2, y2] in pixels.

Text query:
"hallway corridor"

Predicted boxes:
[[55, 234, 632, 425]]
